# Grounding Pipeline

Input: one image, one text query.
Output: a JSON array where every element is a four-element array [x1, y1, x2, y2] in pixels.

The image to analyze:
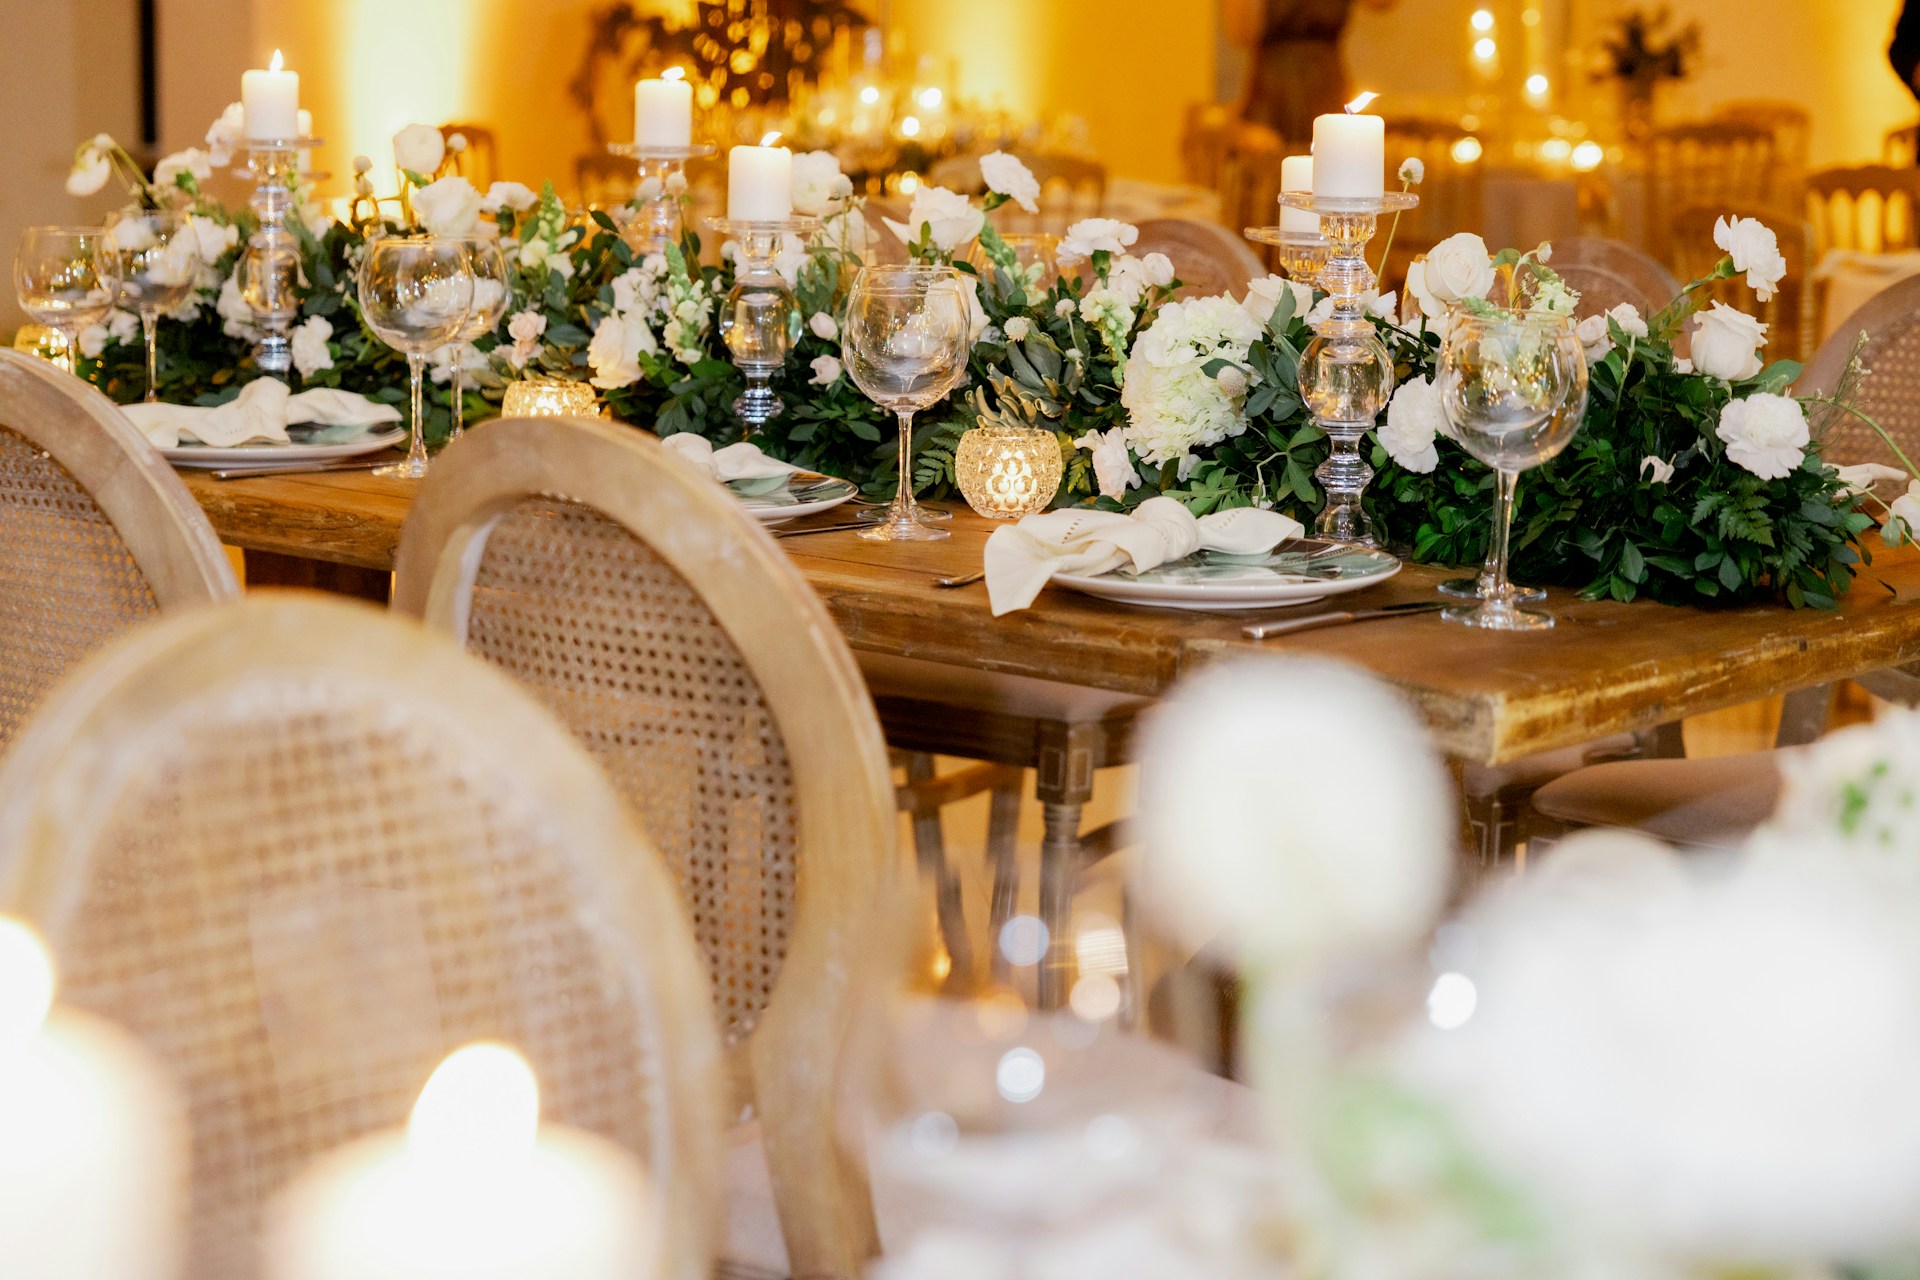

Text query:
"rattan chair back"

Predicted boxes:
[[0, 593, 725, 1280], [1800, 272, 1920, 472], [391, 415, 896, 1276], [1132, 218, 1264, 300], [1551, 237, 1682, 317], [0, 349, 237, 752]]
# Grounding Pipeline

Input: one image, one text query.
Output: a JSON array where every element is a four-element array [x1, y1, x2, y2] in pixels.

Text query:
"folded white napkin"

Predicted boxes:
[[123, 379, 402, 449], [984, 495, 1305, 615], [659, 432, 800, 484]]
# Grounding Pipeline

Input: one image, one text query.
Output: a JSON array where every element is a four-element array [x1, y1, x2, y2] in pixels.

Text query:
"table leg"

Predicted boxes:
[[1037, 800, 1082, 1011], [985, 783, 1023, 984], [242, 549, 391, 604]]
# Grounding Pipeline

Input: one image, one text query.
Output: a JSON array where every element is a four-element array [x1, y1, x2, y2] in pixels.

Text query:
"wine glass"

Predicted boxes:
[[447, 238, 509, 441], [843, 264, 972, 542], [357, 237, 473, 479], [1435, 308, 1588, 631], [14, 227, 121, 376], [105, 209, 198, 401]]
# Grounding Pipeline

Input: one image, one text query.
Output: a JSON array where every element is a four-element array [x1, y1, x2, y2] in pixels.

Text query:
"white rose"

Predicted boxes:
[[1004, 316, 1031, 342], [290, 315, 334, 378], [204, 102, 245, 166], [155, 147, 212, 190], [808, 311, 838, 341], [185, 214, 238, 265], [1640, 454, 1676, 484], [790, 150, 846, 216], [507, 309, 546, 346], [1609, 302, 1649, 339], [1576, 313, 1613, 363], [1889, 481, 1920, 546], [1420, 232, 1497, 305], [1140, 252, 1176, 289], [1716, 392, 1809, 480], [1715, 214, 1787, 303], [481, 181, 536, 214], [979, 150, 1042, 214], [66, 145, 110, 197], [1057, 217, 1139, 267], [1304, 296, 1335, 327], [392, 123, 446, 176], [810, 354, 843, 386], [1402, 261, 1452, 336], [1691, 302, 1768, 382], [587, 311, 657, 389], [1240, 274, 1312, 328], [1073, 426, 1141, 501], [216, 270, 258, 340], [412, 176, 484, 238], [1381, 376, 1445, 473], [881, 185, 985, 253]]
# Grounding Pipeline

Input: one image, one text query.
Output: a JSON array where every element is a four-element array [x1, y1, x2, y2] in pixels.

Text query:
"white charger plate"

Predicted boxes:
[[162, 428, 407, 469], [1053, 540, 1401, 611], [736, 472, 859, 525]]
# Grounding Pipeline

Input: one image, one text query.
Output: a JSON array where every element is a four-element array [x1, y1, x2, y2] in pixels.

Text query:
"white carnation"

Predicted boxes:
[[1073, 425, 1141, 500], [1381, 376, 1445, 473], [1714, 215, 1788, 303], [290, 315, 334, 378], [1715, 392, 1808, 480], [979, 150, 1041, 214], [480, 181, 536, 214], [1057, 218, 1139, 267]]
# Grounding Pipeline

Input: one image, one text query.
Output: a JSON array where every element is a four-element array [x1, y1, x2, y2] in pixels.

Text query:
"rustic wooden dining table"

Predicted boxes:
[[175, 462, 1920, 767]]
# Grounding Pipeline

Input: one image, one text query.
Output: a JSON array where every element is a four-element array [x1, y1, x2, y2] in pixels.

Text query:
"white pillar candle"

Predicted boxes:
[[634, 76, 693, 148], [0, 919, 186, 1280], [266, 1043, 656, 1280], [1311, 99, 1384, 200], [728, 136, 793, 221], [242, 49, 300, 141], [1280, 154, 1317, 233]]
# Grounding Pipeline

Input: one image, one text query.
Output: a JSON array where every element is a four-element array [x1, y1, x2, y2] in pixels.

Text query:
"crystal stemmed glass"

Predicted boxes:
[[357, 237, 473, 479], [1435, 308, 1589, 631], [843, 264, 972, 542], [447, 238, 509, 442], [14, 227, 122, 376], [105, 209, 198, 401]]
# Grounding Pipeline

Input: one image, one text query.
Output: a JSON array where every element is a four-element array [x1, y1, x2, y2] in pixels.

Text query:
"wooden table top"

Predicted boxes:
[[178, 466, 1920, 765]]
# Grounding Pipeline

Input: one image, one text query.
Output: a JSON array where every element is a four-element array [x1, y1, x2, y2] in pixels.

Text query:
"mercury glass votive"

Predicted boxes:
[[955, 423, 1064, 519], [502, 377, 599, 418]]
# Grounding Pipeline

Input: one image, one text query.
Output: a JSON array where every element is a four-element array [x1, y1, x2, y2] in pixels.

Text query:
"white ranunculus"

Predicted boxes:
[[587, 311, 656, 389], [790, 150, 846, 216], [392, 123, 446, 176], [412, 176, 484, 238], [1715, 214, 1788, 303], [290, 315, 334, 378], [1137, 656, 1454, 962], [1420, 232, 1497, 306], [1240, 274, 1312, 329], [1073, 425, 1141, 500], [881, 185, 985, 253], [185, 214, 237, 265], [155, 147, 212, 190], [1640, 454, 1676, 484], [66, 144, 110, 197], [1057, 217, 1140, 267], [1716, 392, 1808, 480], [1140, 252, 1176, 289], [979, 150, 1042, 214], [808, 311, 837, 341], [204, 102, 245, 166], [1888, 480, 1920, 546], [1691, 302, 1768, 382], [1381, 376, 1445, 473], [809, 354, 842, 386], [480, 181, 536, 215]]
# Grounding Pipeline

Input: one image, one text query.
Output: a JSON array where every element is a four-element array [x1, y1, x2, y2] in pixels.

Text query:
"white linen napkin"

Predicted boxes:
[[984, 495, 1305, 615], [123, 379, 402, 449], [659, 432, 800, 484]]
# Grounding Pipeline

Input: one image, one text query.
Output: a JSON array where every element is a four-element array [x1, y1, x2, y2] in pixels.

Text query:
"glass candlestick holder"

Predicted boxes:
[[1244, 226, 1332, 286], [233, 137, 321, 375], [1277, 191, 1418, 548], [706, 215, 818, 439], [607, 143, 714, 256]]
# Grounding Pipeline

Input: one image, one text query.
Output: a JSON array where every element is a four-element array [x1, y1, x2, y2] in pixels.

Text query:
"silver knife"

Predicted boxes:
[[1242, 600, 1444, 639], [773, 521, 868, 538], [207, 458, 392, 481]]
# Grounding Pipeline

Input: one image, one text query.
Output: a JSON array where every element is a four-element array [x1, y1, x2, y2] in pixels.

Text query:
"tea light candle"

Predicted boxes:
[[1311, 94, 1384, 200], [0, 918, 187, 1280], [1280, 155, 1317, 233], [634, 74, 693, 148], [956, 424, 1064, 519], [243, 49, 300, 141], [267, 1043, 656, 1280], [502, 377, 600, 418], [728, 134, 792, 221]]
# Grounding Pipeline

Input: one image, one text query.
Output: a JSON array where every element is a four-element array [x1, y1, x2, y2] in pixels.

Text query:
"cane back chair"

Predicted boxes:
[[1132, 217, 1265, 300], [390, 416, 896, 1278], [0, 348, 237, 752], [0, 594, 725, 1280], [1550, 237, 1683, 318]]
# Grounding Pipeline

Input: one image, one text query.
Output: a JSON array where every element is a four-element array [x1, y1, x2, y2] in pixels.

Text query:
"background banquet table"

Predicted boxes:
[[177, 466, 1920, 766]]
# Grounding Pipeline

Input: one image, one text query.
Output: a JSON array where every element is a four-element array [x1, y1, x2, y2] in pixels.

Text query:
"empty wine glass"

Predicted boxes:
[[447, 238, 509, 441], [843, 264, 972, 542], [105, 209, 198, 401], [14, 227, 121, 376], [1435, 308, 1588, 631], [357, 237, 473, 479]]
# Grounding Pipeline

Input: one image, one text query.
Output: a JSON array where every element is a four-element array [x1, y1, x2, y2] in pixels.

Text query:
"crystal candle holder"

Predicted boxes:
[[706, 215, 818, 439], [1244, 226, 1332, 286], [956, 423, 1064, 519], [502, 377, 599, 418], [606, 143, 714, 256], [1277, 191, 1418, 548], [234, 137, 321, 375]]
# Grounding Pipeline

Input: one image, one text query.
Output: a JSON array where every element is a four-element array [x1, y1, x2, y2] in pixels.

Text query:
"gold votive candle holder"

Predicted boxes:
[[955, 423, 1064, 520], [501, 377, 599, 418]]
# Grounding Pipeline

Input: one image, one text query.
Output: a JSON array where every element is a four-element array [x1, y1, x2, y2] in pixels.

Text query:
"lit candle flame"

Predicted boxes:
[[269, 48, 285, 73], [408, 1042, 540, 1166], [662, 66, 686, 81], [0, 916, 54, 1049], [1345, 92, 1379, 114], [758, 131, 783, 148]]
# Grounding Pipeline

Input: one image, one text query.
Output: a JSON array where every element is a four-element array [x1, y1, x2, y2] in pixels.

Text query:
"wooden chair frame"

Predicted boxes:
[[0, 594, 726, 1280], [391, 416, 897, 1277], [1132, 218, 1264, 300]]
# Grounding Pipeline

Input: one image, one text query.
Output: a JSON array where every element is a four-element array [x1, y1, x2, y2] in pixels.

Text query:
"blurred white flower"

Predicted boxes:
[[1004, 316, 1032, 342], [1889, 479, 1920, 545], [1639, 454, 1676, 484], [1073, 425, 1140, 500], [392, 123, 445, 175], [290, 315, 333, 378], [352, 154, 373, 175], [480, 181, 536, 215], [426, 340, 487, 385], [810, 354, 842, 386], [1399, 157, 1426, 184], [790, 150, 847, 216], [881, 185, 985, 253], [1057, 217, 1140, 267], [980, 150, 1042, 214], [1715, 215, 1787, 302], [1716, 392, 1807, 480], [1381, 376, 1445, 473], [155, 147, 212, 190], [1691, 303, 1768, 381], [504, 309, 546, 369], [216, 271, 259, 340], [587, 311, 657, 389], [66, 141, 110, 197], [1055, 299, 1076, 318], [808, 311, 838, 341], [77, 309, 139, 359], [412, 176, 484, 238], [184, 214, 237, 265], [204, 102, 245, 166]]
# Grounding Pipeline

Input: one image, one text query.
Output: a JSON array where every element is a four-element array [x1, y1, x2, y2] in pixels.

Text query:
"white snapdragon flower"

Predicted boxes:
[[881, 185, 985, 253], [1078, 287, 1134, 333], [808, 311, 838, 341], [1715, 214, 1788, 302], [979, 150, 1042, 214], [412, 177, 484, 238], [392, 122, 446, 175], [155, 147, 212, 190], [1004, 316, 1032, 342], [480, 181, 536, 215], [1381, 376, 1445, 473], [1716, 392, 1809, 480], [1691, 302, 1768, 382], [790, 150, 848, 216], [1057, 218, 1139, 267], [809, 354, 843, 386], [290, 315, 334, 378], [1073, 426, 1141, 500], [1119, 295, 1262, 469], [587, 311, 658, 389], [1640, 454, 1676, 484], [204, 102, 245, 166]]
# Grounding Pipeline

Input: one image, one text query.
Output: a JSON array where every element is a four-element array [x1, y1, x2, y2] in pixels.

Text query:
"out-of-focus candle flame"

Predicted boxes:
[[0, 916, 54, 1049], [408, 1043, 540, 1167], [1346, 91, 1379, 114], [269, 48, 285, 73], [662, 66, 686, 81], [758, 131, 783, 147]]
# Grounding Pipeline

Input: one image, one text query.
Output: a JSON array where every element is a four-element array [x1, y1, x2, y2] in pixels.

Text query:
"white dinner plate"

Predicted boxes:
[[736, 472, 859, 525], [1053, 540, 1402, 611], [162, 427, 407, 469]]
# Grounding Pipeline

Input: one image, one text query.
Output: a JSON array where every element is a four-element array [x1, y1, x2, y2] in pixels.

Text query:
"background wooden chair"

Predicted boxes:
[[1646, 122, 1779, 265], [1131, 217, 1264, 300], [1713, 100, 1811, 208], [0, 593, 725, 1280], [391, 416, 895, 1279], [1550, 236, 1683, 317], [438, 122, 498, 187], [1179, 101, 1240, 192], [1379, 116, 1482, 288], [1671, 203, 1815, 361], [1805, 166, 1920, 256], [0, 349, 237, 752], [1215, 120, 1289, 250]]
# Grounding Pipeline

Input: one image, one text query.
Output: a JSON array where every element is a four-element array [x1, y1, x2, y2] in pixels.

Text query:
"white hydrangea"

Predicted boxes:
[[1119, 295, 1261, 470]]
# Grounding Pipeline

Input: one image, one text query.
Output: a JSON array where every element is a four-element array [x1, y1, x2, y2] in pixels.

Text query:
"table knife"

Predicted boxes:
[[772, 521, 868, 538], [208, 458, 392, 481], [1242, 600, 1444, 639]]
